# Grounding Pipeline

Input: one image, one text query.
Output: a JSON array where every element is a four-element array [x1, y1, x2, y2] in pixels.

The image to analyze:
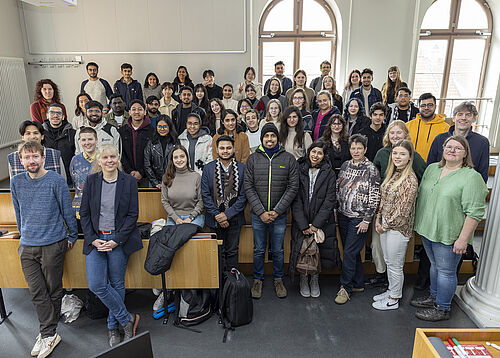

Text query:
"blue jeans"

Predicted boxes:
[[337, 213, 368, 294], [166, 214, 205, 228], [252, 213, 287, 280], [85, 232, 130, 330], [421, 236, 462, 310]]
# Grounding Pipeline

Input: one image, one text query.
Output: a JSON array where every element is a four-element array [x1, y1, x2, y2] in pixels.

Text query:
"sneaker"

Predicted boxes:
[[31, 334, 42, 356], [299, 274, 310, 298], [310, 274, 320, 298], [274, 278, 287, 298], [352, 287, 365, 292], [410, 293, 435, 308], [108, 329, 121, 348], [122, 313, 140, 340], [152, 288, 161, 296], [153, 293, 165, 311], [334, 286, 350, 305], [373, 290, 390, 302], [37, 333, 61, 358], [365, 272, 388, 288], [251, 279, 263, 299], [372, 297, 399, 310], [415, 304, 450, 321]]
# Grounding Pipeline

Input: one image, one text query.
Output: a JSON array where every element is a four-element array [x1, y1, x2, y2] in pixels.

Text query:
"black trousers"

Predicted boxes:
[[213, 218, 242, 272]]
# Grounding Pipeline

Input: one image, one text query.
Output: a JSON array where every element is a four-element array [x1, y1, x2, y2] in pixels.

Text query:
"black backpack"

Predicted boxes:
[[84, 291, 109, 320], [175, 289, 213, 330], [220, 269, 253, 342]]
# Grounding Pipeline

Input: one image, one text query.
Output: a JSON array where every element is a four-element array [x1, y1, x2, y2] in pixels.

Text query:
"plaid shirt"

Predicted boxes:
[[8, 147, 63, 177]]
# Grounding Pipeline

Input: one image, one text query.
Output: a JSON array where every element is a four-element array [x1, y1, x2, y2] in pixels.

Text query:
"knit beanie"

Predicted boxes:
[[260, 123, 279, 142]]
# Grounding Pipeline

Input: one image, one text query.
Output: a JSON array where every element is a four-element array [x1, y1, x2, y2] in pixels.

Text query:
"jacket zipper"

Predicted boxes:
[[267, 154, 272, 211]]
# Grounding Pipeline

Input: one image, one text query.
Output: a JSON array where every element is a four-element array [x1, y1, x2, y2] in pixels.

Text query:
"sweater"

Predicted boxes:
[[161, 168, 204, 221], [143, 85, 163, 103], [373, 146, 427, 182], [337, 158, 381, 222], [414, 164, 487, 245], [10, 170, 78, 246], [282, 127, 313, 160], [407, 113, 449, 161]]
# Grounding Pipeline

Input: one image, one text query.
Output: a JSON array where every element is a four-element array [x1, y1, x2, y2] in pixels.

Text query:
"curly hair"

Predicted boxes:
[[34, 79, 61, 102]]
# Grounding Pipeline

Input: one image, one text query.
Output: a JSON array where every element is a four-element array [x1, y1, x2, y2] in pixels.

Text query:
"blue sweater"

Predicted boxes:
[[10, 170, 78, 246]]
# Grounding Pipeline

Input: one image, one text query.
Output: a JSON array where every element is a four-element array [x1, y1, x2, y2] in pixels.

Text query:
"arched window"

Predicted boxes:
[[414, 0, 492, 127], [259, 0, 337, 87]]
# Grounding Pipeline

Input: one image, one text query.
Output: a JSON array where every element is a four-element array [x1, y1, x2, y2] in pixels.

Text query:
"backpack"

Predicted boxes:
[[84, 291, 109, 320], [175, 289, 213, 330], [296, 234, 320, 275], [220, 269, 253, 342]]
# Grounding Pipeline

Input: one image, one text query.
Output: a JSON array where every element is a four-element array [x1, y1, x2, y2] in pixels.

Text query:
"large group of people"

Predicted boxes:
[[10, 60, 489, 358]]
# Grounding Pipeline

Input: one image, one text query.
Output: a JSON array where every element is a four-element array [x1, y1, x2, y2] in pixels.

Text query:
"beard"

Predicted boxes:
[[26, 164, 42, 174], [87, 115, 102, 123]]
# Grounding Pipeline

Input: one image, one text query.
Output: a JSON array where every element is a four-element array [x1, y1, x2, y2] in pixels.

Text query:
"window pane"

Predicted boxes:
[[413, 40, 448, 103], [299, 41, 332, 82], [262, 41, 294, 85], [263, 0, 294, 32], [421, 0, 451, 29], [458, 0, 488, 29], [444, 39, 486, 114], [302, 0, 332, 31]]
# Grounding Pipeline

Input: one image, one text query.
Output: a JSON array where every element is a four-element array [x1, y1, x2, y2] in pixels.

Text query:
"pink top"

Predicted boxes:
[[313, 111, 327, 141]]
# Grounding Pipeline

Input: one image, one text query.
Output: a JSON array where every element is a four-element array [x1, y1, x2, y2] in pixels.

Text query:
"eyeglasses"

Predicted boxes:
[[292, 96, 304, 101], [87, 109, 101, 114], [48, 111, 63, 116], [444, 146, 464, 152], [331, 123, 343, 127], [240, 104, 250, 109], [420, 103, 435, 108], [186, 122, 200, 127], [398, 93, 409, 98], [157, 125, 169, 129]]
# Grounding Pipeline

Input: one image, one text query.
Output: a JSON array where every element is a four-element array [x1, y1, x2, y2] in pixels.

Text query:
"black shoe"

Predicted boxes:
[[410, 293, 435, 308], [365, 272, 388, 288], [122, 313, 140, 340], [415, 304, 450, 321], [108, 329, 121, 347]]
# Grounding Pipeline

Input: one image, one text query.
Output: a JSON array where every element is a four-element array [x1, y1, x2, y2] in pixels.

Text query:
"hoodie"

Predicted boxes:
[[118, 116, 154, 176], [407, 113, 449, 161]]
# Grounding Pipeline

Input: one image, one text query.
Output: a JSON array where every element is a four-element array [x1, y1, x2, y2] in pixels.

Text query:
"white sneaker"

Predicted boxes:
[[152, 288, 161, 296], [37, 333, 61, 358], [31, 334, 42, 356], [153, 293, 165, 311], [372, 297, 399, 311], [373, 290, 390, 302]]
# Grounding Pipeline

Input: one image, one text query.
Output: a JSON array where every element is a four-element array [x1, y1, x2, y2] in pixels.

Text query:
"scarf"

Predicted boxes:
[[39, 97, 55, 122], [213, 158, 239, 213], [263, 143, 280, 158]]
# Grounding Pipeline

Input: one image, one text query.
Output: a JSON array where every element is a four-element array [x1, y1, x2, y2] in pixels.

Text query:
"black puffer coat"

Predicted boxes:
[[244, 146, 299, 216], [289, 157, 340, 281]]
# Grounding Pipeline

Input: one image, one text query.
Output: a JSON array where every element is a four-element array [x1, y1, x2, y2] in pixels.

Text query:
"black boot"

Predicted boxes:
[[365, 272, 388, 288]]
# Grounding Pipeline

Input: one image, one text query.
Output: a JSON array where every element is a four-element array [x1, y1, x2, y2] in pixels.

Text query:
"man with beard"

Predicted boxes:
[[201, 135, 246, 271], [42, 103, 76, 185], [74, 100, 121, 154], [171, 86, 206, 134], [385, 87, 419, 124], [145, 95, 160, 127], [80, 62, 113, 111], [10, 140, 77, 358], [104, 94, 130, 128], [349, 68, 383, 114], [407, 93, 449, 161]]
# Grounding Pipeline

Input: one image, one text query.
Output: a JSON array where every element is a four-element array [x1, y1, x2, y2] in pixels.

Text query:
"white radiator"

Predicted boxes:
[[0, 57, 30, 149]]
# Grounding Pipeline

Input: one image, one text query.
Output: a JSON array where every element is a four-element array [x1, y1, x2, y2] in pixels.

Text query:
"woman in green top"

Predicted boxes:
[[412, 135, 487, 322]]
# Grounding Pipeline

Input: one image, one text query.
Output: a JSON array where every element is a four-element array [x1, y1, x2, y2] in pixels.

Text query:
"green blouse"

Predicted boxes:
[[414, 163, 488, 245]]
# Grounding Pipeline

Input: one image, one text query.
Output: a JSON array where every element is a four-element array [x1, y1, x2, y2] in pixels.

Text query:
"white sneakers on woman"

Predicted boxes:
[[372, 290, 399, 310]]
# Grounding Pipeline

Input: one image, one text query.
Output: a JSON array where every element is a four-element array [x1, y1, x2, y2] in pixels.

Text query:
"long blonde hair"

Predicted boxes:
[[381, 66, 404, 103], [382, 139, 415, 189], [91, 144, 123, 173], [382, 120, 410, 147]]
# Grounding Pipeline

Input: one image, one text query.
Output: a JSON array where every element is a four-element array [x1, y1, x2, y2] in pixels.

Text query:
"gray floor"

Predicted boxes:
[[0, 275, 476, 358]]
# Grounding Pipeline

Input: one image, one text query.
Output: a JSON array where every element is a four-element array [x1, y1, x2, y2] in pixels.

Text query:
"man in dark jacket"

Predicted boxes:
[[118, 100, 154, 187], [349, 68, 382, 114], [201, 135, 246, 271], [359, 102, 387, 162], [244, 123, 299, 299], [202, 69, 223, 100], [171, 86, 206, 134], [42, 103, 76, 185], [113, 63, 143, 110], [385, 87, 419, 124]]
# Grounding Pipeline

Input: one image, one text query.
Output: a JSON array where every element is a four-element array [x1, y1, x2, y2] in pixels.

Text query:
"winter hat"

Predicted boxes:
[[260, 122, 279, 142]]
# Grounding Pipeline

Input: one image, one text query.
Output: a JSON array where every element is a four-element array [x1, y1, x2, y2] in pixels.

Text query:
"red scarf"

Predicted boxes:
[[39, 97, 55, 122]]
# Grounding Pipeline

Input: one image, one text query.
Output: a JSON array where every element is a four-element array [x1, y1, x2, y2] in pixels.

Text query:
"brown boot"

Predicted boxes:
[[251, 279, 263, 299], [274, 278, 287, 298]]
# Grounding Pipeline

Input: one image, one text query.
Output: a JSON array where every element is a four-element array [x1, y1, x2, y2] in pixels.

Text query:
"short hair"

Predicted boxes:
[[19, 120, 44, 136], [85, 100, 103, 111], [320, 60, 331, 67], [203, 69, 215, 78], [180, 86, 194, 95], [223, 83, 233, 90], [348, 133, 368, 149], [146, 95, 159, 105], [161, 82, 174, 91], [18, 141, 44, 158], [79, 126, 98, 139], [369, 102, 387, 116], [418, 92, 436, 103], [216, 135, 234, 147], [306, 140, 328, 160], [92, 144, 122, 173], [453, 101, 478, 118], [439, 135, 474, 169], [274, 61, 284, 67], [48, 103, 64, 112], [187, 112, 201, 123], [86, 62, 98, 70], [397, 87, 411, 96], [121, 63, 132, 70], [109, 93, 124, 102], [129, 99, 145, 110], [361, 68, 373, 76], [244, 66, 256, 79]]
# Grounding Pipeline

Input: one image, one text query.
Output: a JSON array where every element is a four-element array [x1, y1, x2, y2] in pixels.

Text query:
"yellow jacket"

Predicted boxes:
[[407, 113, 449, 161]]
